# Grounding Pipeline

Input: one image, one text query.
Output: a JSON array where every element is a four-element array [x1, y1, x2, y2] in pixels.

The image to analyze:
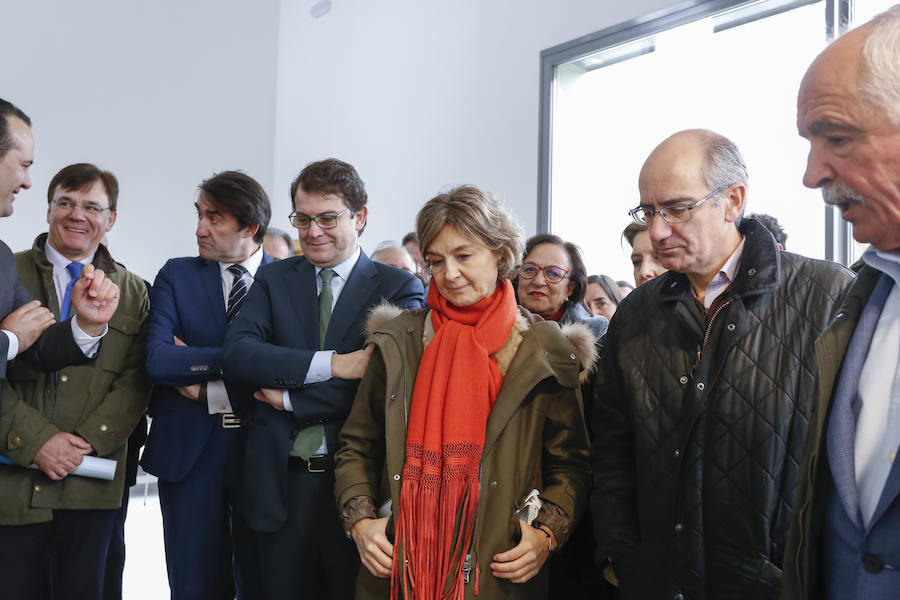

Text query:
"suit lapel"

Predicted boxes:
[[326, 253, 378, 349], [288, 258, 319, 349], [200, 258, 226, 331]]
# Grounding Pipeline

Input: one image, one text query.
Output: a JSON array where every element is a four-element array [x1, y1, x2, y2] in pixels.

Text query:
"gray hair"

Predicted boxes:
[[372, 240, 403, 254], [697, 130, 749, 192], [860, 5, 900, 126]]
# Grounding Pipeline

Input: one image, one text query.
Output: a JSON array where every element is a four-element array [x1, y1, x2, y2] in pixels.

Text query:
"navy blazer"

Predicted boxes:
[[140, 253, 274, 482], [222, 251, 424, 531], [0, 241, 86, 423]]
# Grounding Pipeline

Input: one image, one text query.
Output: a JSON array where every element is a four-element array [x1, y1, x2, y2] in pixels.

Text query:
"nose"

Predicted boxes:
[[531, 268, 547, 286], [444, 259, 460, 279], [647, 213, 671, 243], [196, 218, 208, 237], [21, 171, 31, 190], [802, 143, 834, 189]]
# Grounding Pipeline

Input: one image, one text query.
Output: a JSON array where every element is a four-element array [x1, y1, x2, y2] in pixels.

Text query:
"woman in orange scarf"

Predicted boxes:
[[335, 185, 594, 600]]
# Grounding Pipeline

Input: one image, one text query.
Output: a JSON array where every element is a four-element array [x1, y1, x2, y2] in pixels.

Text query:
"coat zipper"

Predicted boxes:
[[691, 300, 731, 377]]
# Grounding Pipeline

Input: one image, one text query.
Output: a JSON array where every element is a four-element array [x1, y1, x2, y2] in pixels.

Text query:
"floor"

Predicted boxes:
[[122, 476, 170, 599]]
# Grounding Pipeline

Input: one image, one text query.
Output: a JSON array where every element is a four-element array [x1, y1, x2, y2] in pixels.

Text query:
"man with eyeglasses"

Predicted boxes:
[[140, 170, 273, 599], [783, 8, 900, 600], [223, 158, 424, 599], [590, 129, 852, 600], [0, 162, 148, 600]]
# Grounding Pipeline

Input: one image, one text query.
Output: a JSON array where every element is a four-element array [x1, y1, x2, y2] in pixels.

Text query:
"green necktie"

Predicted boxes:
[[291, 268, 335, 460], [318, 268, 335, 349]]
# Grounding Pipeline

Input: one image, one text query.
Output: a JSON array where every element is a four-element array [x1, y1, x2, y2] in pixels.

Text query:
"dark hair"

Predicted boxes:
[[746, 213, 787, 248], [290, 158, 367, 234], [401, 231, 418, 246], [522, 233, 588, 307], [199, 171, 271, 243], [48, 163, 119, 212], [622, 222, 646, 248], [265, 226, 293, 252], [587, 274, 625, 306], [0, 98, 31, 157]]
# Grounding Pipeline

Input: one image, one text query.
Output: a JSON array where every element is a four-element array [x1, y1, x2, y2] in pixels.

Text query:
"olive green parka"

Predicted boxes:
[[335, 304, 596, 600]]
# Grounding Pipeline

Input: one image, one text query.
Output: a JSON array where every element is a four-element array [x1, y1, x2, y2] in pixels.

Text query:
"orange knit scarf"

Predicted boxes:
[[392, 280, 517, 600]]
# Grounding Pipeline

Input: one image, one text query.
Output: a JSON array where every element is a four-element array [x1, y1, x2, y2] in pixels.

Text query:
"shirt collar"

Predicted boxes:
[[218, 244, 264, 279], [862, 245, 900, 287], [315, 246, 361, 282], [718, 237, 745, 284], [45, 240, 95, 271]]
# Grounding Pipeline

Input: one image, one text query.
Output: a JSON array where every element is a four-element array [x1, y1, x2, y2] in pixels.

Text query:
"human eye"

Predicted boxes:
[[520, 265, 538, 276], [57, 199, 74, 209], [666, 206, 689, 220], [317, 214, 338, 227], [631, 255, 642, 267], [546, 266, 566, 280], [85, 205, 102, 215]]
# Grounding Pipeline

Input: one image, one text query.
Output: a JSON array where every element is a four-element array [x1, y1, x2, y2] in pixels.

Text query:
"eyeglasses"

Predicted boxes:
[[628, 185, 731, 225], [52, 198, 111, 217], [518, 262, 569, 284], [288, 207, 351, 230]]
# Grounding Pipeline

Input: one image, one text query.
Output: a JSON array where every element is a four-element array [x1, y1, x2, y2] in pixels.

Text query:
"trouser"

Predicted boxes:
[[0, 508, 117, 600]]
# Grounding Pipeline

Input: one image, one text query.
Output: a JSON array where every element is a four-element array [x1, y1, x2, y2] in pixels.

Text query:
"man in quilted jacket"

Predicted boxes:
[[590, 129, 853, 600]]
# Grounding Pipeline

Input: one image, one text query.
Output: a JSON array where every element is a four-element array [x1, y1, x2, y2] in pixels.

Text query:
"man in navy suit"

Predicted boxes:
[[223, 158, 425, 599], [783, 7, 900, 599], [141, 171, 273, 599]]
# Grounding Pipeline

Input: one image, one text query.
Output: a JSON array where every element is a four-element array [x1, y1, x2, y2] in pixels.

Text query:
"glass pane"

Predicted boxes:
[[550, 1, 828, 284]]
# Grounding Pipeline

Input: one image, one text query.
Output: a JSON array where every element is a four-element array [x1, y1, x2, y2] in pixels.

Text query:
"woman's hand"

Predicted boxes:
[[490, 519, 556, 583], [350, 516, 393, 578]]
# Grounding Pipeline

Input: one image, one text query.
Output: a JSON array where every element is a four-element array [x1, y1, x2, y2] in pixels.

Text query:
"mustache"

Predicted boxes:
[[822, 183, 866, 207]]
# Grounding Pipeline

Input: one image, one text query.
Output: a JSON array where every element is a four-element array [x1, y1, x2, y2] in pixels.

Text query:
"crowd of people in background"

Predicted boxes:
[[0, 5, 898, 600]]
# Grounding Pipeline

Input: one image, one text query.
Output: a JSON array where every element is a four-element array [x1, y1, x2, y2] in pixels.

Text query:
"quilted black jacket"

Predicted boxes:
[[590, 218, 853, 600]]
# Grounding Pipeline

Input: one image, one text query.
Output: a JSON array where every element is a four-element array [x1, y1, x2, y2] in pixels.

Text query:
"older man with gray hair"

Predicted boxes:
[[370, 240, 416, 275], [783, 7, 900, 599], [591, 129, 852, 600]]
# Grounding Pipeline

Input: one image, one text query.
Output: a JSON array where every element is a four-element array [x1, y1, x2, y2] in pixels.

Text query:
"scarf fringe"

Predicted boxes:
[[392, 443, 481, 600]]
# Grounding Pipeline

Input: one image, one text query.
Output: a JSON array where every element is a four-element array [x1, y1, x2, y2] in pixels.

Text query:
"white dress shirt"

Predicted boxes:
[[2, 241, 105, 361], [855, 246, 900, 526], [207, 246, 264, 415]]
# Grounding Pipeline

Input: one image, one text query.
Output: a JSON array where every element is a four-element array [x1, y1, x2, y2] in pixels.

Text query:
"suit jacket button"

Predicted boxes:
[[863, 554, 884, 573], [100, 424, 109, 432], [11, 436, 21, 446], [33, 484, 41, 492], [60, 374, 69, 382]]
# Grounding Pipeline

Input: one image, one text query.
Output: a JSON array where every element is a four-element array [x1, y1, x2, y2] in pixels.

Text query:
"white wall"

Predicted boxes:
[[273, 0, 677, 252], [0, 0, 279, 280], [0, 0, 682, 279]]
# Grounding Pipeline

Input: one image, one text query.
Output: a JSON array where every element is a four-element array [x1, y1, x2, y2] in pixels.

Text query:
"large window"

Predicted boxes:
[[540, 0, 895, 283]]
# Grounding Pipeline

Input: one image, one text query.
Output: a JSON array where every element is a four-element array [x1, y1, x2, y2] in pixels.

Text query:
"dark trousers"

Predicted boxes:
[[0, 508, 117, 600], [158, 425, 261, 600], [255, 463, 359, 599]]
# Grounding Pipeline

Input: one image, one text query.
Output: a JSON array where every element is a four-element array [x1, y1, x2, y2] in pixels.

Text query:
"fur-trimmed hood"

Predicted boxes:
[[365, 301, 598, 382]]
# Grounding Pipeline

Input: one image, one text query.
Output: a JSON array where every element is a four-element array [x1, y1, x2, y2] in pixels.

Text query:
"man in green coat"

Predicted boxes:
[[0, 163, 150, 600]]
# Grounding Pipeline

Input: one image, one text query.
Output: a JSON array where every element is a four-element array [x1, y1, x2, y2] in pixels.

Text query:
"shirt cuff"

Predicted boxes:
[[3, 330, 19, 361], [282, 390, 293, 412], [206, 380, 233, 414], [71, 318, 106, 358], [303, 350, 335, 384]]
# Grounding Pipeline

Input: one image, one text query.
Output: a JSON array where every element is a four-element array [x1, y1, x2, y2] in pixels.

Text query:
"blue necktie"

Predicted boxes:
[[60, 262, 84, 320]]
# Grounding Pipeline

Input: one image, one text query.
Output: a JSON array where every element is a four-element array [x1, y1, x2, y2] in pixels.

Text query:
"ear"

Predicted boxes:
[[46, 204, 51, 225], [242, 223, 260, 239], [354, 206, 368, 233], [723, 184, 746, 223], [105, 211, 117, 231], [566, 279, 576, 298]]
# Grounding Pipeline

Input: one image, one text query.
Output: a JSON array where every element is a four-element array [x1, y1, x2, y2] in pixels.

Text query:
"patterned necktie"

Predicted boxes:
[[318, 269, 335, 349], [60, 262, 85, 320], [226, 264, 249, 324]]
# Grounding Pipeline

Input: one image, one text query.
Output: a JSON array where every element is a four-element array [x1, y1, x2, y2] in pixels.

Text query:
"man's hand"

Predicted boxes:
[[0, 300, 55, 354], [72, 264, 120, 336], [33, 432, 92, 481], [331, 345, 374, 379], [254, 388, 285, 411], [490, 519, 555, 583], [351, 516, 393, 578]]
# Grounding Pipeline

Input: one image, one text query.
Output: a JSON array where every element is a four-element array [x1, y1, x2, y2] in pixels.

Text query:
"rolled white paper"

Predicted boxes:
[[0, 455, 117, 480]]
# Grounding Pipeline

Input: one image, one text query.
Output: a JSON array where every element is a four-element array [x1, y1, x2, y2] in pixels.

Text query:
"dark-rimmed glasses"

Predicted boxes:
[[289, 207, 351, 230], [518, 262, 569, 284]]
